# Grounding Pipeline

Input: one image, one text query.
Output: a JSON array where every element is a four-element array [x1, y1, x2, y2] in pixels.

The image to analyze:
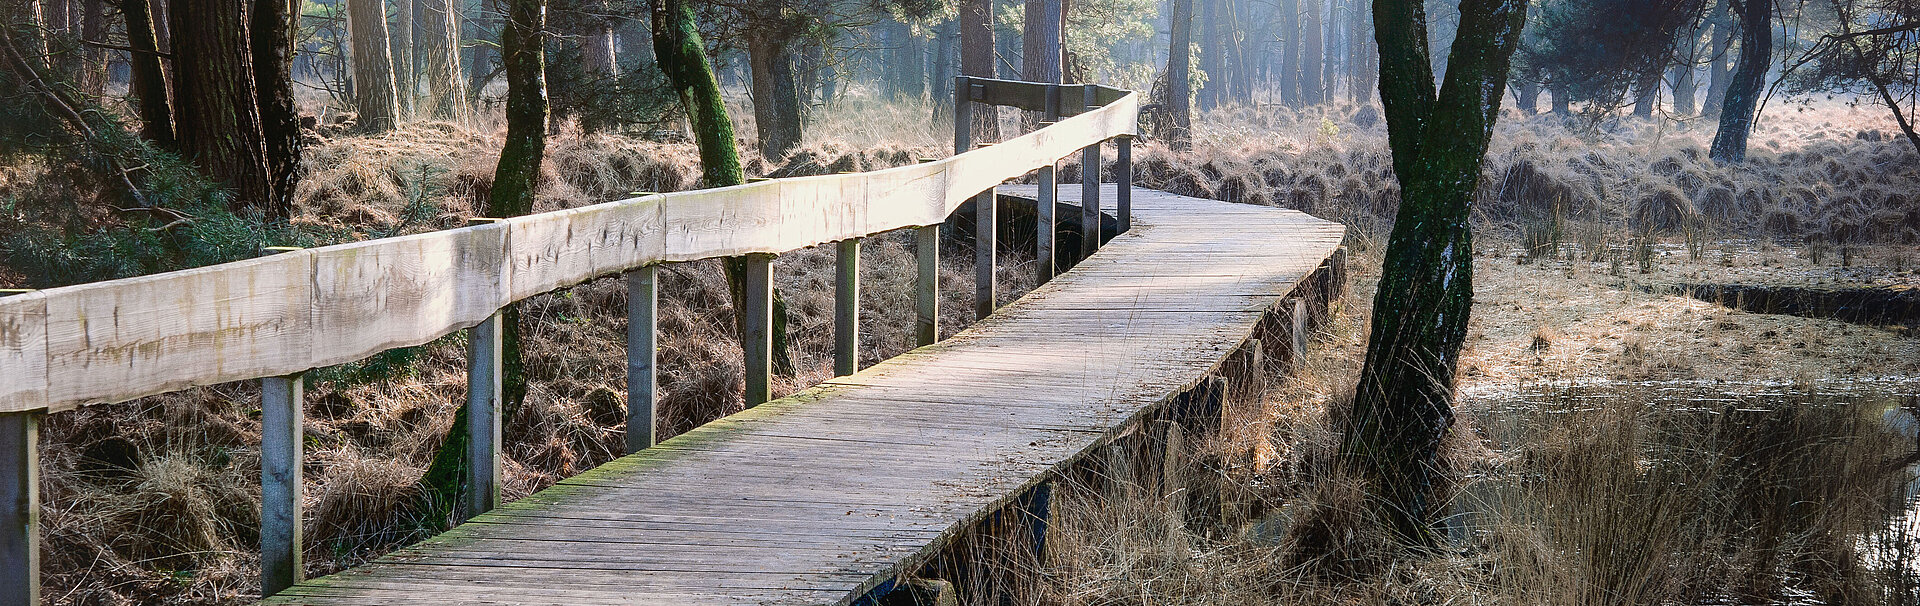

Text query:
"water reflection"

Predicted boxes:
[[1456, 381, 1920, 605]]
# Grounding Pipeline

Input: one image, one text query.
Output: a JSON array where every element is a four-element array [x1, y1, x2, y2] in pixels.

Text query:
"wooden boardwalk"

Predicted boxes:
[[262, 187, 1344, 605]]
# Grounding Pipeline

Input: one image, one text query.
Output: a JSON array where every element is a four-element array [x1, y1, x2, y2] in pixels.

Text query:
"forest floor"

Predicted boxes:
[[8, 94, 1920, 604]]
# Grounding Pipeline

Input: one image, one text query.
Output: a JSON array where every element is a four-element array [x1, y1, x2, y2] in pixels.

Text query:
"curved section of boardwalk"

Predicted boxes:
[[264, 187, 1344, 605]]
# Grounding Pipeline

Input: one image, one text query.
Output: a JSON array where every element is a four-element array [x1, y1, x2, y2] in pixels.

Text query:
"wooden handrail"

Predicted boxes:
[[0, 85, 1139, 415]]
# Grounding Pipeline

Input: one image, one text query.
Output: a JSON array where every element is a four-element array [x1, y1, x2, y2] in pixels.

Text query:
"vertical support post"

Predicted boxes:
[[1036, 159, 1057, 284], [260, 375, 303, 596], [743, 253, 775, 406], [1116, 135, 1133, 233], [1020, 482, 1053, 565], [0, 412, 38, 606], [834, 238, 860, 376], [953, 75, 971, 155], [1284, 297, 1308, 373], [915, 225, 940, 346], [1079, 84, 1102, 259], [974, 190, 995, 320], [465, 311, 503, 520], [626, 265, 657, 453]]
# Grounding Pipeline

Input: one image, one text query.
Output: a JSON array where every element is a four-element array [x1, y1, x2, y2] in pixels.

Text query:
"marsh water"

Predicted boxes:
[[1455, 381, 1920, 604]]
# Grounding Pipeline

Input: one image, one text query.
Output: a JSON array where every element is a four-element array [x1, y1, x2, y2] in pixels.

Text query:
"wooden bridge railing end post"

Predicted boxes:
[[0, 408, 38, 606], [835, 239, 861, 377], [744, 253, 775, 407]]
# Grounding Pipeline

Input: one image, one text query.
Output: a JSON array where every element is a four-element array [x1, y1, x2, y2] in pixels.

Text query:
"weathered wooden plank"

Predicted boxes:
[[311, 224, 509, 369], [835, 239, 859, 377], [0, 292, 46, 412], [260, 374, 303, 596], [627, 266, 658, 452]]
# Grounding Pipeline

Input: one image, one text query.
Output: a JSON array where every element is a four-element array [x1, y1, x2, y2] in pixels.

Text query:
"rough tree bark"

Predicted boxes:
[[1021, 0, 1062, 84], [1340, 0, 1526, 544], [418, 0, 467, 120], [1709, 0, 1768, 163], [252, 0, 300, 219], [1166, 0, 1193, 149], [78, 0, 102, 95], [1199, 0, 1220, 110], [346, 0, 400, 131], [120, 0, 173, 147], [959, 0, 999, 141], [169, 0, 274, 215], [747, 29, 801, 160]]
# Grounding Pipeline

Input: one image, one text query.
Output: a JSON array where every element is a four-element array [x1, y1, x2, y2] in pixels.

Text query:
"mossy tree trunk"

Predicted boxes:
[[422, 0, 545, 518], [1340, 0, 1526, 545], [1708, 0, 1769, 163], [651, 0, 796, 384]]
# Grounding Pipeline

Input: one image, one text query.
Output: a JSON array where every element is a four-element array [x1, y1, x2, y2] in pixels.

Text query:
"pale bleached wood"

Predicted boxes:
[[40, 250, 315, 412], [0, 291, 47, 412], [0, 87, 1142, 415]]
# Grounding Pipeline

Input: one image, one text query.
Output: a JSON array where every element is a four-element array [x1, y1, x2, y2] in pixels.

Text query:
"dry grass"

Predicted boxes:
[[26, 90, 1920, 604]]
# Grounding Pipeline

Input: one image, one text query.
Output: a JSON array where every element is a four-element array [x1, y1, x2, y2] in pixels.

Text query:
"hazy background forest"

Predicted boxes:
[[1, 0, 1918, 603]]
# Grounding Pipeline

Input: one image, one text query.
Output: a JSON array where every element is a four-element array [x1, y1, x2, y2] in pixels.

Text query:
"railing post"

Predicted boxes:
[[744, 253, 775, 406], [1037, 149, 1058, 284], [1080, 84, 1102, 260], [256, 246, 304, 597], [0, 410, 37, 606], [259, 373, 303, 596], [974, 188, 996, 320], [465, 309, 503, 520], [1116, 135, 1133, 233], [916, 225, 940, 346], [953, 76, 971, 154], [626, 265, 657, 453], [834, 239, 860, 376]]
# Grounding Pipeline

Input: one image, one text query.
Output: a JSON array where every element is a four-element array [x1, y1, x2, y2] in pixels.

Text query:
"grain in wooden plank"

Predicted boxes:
[[0, 291, 47, 411], [310, 223, 509, 369]]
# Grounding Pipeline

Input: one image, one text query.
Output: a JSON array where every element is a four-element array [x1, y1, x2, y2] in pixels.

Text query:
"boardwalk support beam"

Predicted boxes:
[[744, 253, 775, 406], [0, 411, 37, 606], [260, 373, 303, 596], [465, 311, 503, 520], [627, 265, 658, 452], [835, 239, 861, 376]]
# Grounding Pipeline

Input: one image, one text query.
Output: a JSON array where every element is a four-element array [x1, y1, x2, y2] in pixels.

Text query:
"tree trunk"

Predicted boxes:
[[1702, 0, 1732, 119], [418, 0, 466, 120], [1198, 0, 1219, 110], [252, 0, 300, 220], [1342, 0, 1526, 545], [1670, 65, 1695, 116], [169, 0, 274, 216], [1709, 0, 1767, 163], [121, 0, 173, 147], [959, 0, 999, 142], [1512, 79, 1539, 114], [1280, 0, 1301, 106], [932, 19, 954, 105], [1166, 0, 1193, 149], [579, 0, 617, 133], [1632, 71, 1657, 117], [747, 33, 801, 160], [1349, 0, 1369, 103], [391, 0, 413, 116], [78, 0, 103, 95], [1302, 0, 1323, 104], [346, 0, 400, 131], [487, 0, 546, 439], [468, 0, 498, 99], [1021, 0, 1062, 84]]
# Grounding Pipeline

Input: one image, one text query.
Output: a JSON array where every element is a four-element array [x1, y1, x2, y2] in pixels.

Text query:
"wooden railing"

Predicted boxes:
[[0, 77, 1138, 604]]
